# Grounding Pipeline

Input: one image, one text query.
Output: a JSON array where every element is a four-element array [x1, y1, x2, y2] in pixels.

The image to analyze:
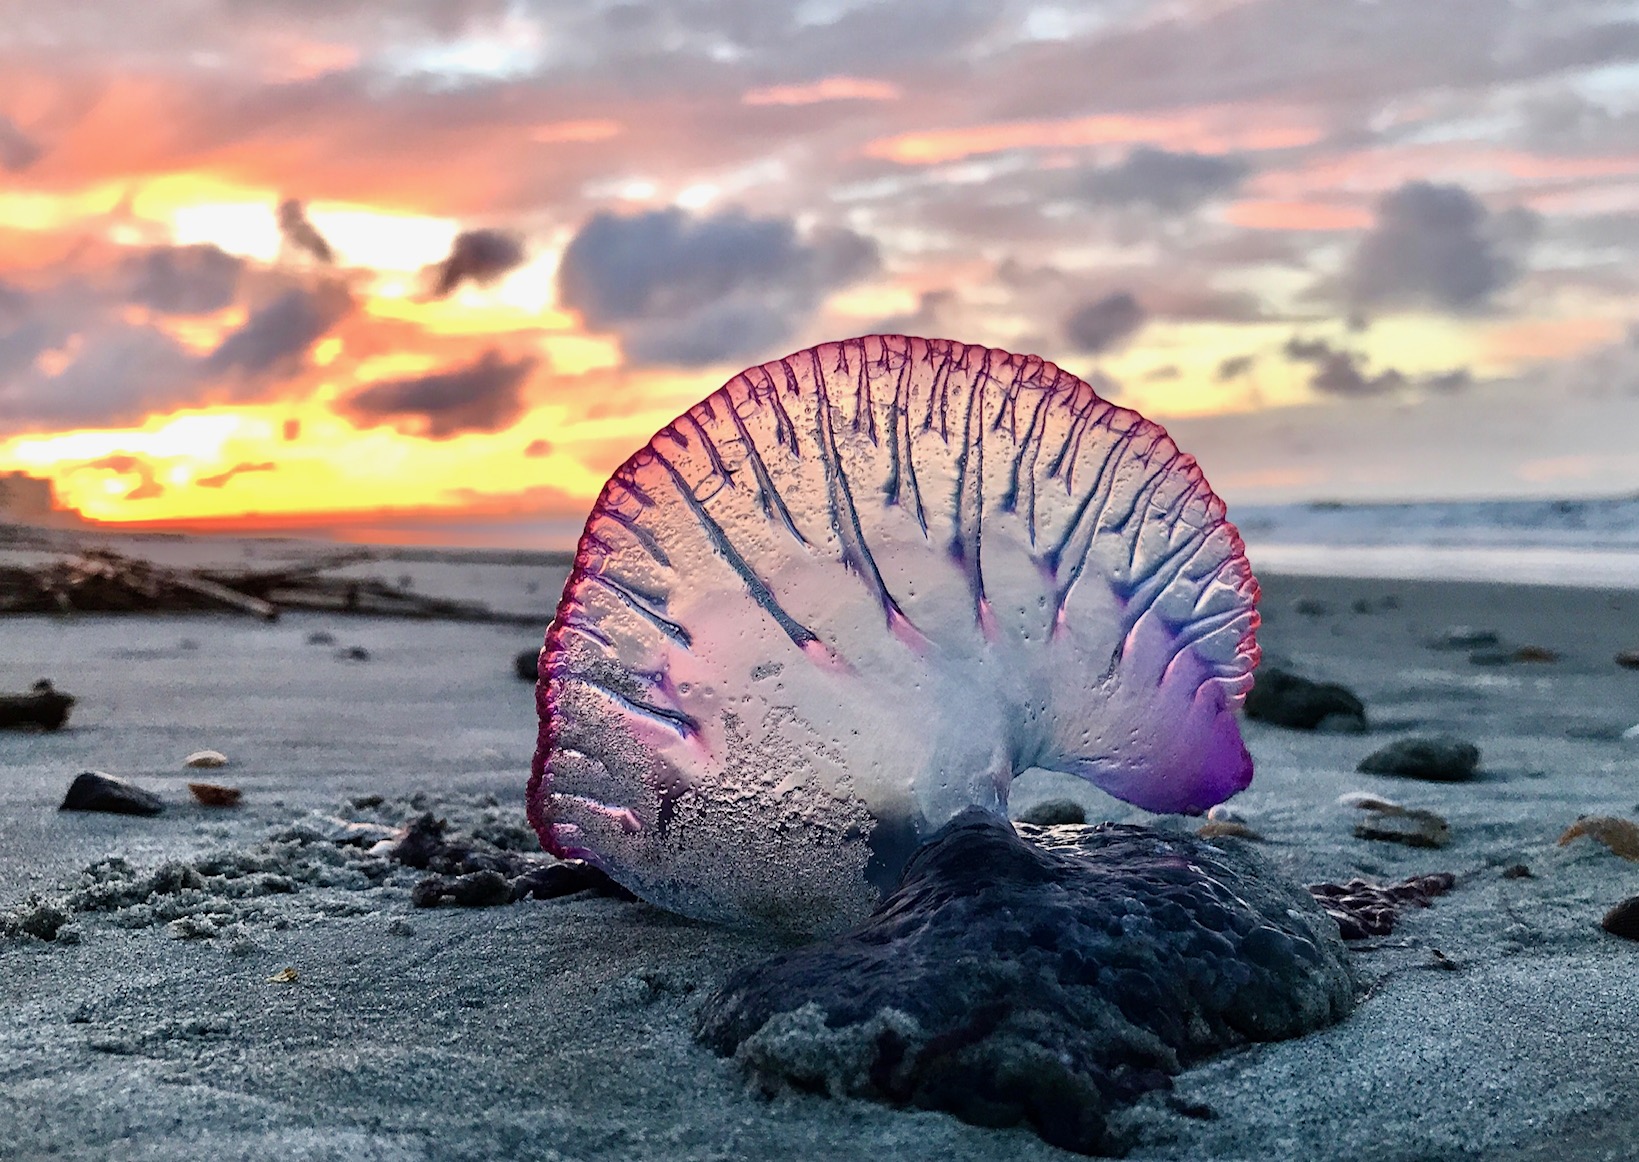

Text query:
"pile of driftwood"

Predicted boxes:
[[0, 548, 539, 624]]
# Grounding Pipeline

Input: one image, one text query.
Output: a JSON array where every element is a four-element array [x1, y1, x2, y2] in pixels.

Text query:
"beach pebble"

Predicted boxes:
[[514, 649, 540, 682], [338, 646, 370, 662], [305, 631, 337, 646], [0, 679, 75, 732], [1502, 864, 1533, 879], [1207, 803, 1246, 823], [187, 782, 242, 807], [1557, 816, 1639, 861], [1357, 735, 1480, 782], [59, 771, 163, 817], [1602, 897, 1639, 941], [1354, 807, 1450, 848], [1013, 798, 1086, 826], [1292, 597, 1330, 616], [698, 810, 1353, 1156], [1430, 626, 1498, 650], [1616, 650, 1639, 670], [1243, 667, 1367, 732], [184, 749, 228, 769]]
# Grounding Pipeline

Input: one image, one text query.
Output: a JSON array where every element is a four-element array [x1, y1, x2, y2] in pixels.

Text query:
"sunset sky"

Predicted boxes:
[[2, 0, 1638, 546]]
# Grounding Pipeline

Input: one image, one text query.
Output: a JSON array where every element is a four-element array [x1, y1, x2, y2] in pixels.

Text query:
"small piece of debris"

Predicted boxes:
[[184, 749, 229, 769], [60, 771, 163, 817], [387, 917, 414, 937], [267, 967, 298, 983], [1471, 645, 1561, 666], [1614, 650, 1639, 671], [0, 679, 76, 732], [1557, 816, 1639, 862], [306, 631, 337, 646], [1206, 803, 1246, 823], [1602, 896, 1639, 941], [514, 648, 541, 682], [338, 645, 370, 662], [1354, 806, 1450, 848], [1501, 864, 1533, 879], [1292, 597, 1329, 616], [1306, 873, 1457, 939], [188, 782, 242, 808], [1429, 626, 1498, 650], [1014, 799, 1086, 826], [1198, 820, 1261, 840], [1338, 790, 1404, 812]]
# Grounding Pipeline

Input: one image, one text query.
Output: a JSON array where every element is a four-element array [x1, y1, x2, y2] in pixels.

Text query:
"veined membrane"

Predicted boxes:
[[529, 335, 1260, 933]]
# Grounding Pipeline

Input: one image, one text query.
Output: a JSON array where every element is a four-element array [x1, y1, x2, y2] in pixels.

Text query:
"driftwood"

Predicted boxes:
[[0, 680, 75, 731], [0, 548, 540, 625]]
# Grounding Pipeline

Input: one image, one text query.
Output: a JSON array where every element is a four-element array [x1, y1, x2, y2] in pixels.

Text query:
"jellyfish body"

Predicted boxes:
[[530, 335, 1260, 933]]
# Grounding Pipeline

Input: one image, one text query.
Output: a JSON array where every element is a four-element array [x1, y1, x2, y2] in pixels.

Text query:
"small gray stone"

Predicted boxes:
[[1602, 896, 1639, 941], [1358, 736, 1480, 782], [1013, 798, 1086, 826], [60, 772, 163, 817], [1244, 668, 1367, 732]]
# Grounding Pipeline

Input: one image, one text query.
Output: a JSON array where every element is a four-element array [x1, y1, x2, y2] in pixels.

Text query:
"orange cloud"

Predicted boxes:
[[1251, 147, 1639, 201], [1481, 317, 1624, 365], [865, 105, 1319, 165], [743, 77, 901, 106], [1222, 200, 1373, 231]]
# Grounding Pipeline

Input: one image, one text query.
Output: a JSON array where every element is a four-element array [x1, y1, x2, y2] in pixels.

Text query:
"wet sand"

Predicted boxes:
[[2, 566, 1637, 1161]]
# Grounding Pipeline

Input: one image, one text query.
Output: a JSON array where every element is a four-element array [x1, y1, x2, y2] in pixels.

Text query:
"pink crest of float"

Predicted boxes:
[[528, 335, 1260, 932]]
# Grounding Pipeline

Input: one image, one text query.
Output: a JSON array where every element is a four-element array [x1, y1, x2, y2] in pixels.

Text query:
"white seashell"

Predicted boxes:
[[184, 750, 229, 768], [1337, 790, 1403, 813], [1206, 803, 1246, 823]]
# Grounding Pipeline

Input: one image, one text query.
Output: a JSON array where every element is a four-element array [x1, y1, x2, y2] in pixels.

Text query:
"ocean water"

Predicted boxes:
[[1233, 495, 1639, 587]]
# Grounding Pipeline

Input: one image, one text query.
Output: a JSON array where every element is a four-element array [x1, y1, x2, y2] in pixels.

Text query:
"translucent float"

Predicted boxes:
[[529, 335, 1260, 932]]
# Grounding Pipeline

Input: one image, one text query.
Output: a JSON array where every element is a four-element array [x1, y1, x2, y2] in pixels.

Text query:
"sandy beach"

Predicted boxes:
[[3, 556, 1638, 1161]]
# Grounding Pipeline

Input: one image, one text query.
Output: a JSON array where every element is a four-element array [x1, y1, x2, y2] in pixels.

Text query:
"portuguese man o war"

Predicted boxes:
[[528, 335, 1260, 933]]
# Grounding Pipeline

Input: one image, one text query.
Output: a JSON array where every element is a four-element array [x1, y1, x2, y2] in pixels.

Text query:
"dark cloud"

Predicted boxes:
[[1284, 336, 1411, 398], [0, 115, 42, 172], [205, 282, 353, 377], [278, 198, 336, 264], [123, 244, 244, 315], [197, 460, 278, 488], [558, 207, 878, 367], [1143, 364, 1180, 382], [337, 349, 535, 439], [427, 229, 527, 298], [1064, 292, 1146, 355], [1074, 148, 1249, 212], [1216, 354, 1257, 382], [1345, 181, 1537, 313], [524, 438, 552, 458]]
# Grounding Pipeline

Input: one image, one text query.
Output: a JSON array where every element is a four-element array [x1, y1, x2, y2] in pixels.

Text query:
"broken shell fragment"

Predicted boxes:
[[188, 782, 243, 807]]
